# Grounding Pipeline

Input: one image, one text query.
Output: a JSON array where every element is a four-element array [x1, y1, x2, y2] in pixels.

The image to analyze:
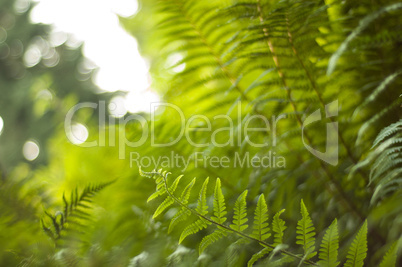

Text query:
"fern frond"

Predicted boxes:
[[272, 209, 286, 246], [251, 194, 270, 241], [41, 180, 115, 244], [344, 220, 368, 267], [142, 169, 324, 265], [373, 120, 402, 148], [327, 3, 402, 75], [296, 200, 316, 260], [318, 219, 339, 267], [230, 190, 248, 232], [211, 178, 227, 224]]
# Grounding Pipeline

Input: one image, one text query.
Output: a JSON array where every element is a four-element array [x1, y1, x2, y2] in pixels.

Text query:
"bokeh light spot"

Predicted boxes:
[[68, 123, 89, 145], [23, 45, 41, 67], [23, 140, 40, 161], [109, 96, 128, 118]]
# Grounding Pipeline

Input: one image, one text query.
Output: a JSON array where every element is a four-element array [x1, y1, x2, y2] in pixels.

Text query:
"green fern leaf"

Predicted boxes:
[[179, 218, 210, 244], [296, 200, 316, 260], [196, 178, 209, 216], [327, 3, 402, 75], [147, 189, 166, 202], [230, 190, 248, 232], [318, 219, 339, 267], [180, 178, 196, 204], [42, 181, 114, 244], [168, 178, 196, 233], [272, 209, 286, 246], [169, 174, 184, 193], [199, 228, 228, 254], [248, 247, 273, 267], [251, 194, 270, 241], [168, 208, 191, 234], [153, 196, 175, 218], [344, 220, 368, 267], [379, 242, 398, 267], [211, 178, 227, 224]]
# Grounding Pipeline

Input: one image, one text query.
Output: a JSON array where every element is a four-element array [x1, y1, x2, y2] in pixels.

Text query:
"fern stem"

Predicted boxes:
[[157, 171, 318, 266]]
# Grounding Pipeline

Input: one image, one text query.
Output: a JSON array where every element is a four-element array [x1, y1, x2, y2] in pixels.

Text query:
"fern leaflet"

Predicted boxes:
[[211, 178, 227, 224], [251, 193, 270, 241], [199, 228, 228, 254], [344, 220, 368, 267], [273, 209, 286, 246], [296, 200, 317, 260], [247, 247, 273, 267], [179, 218, 210, 244], [230, 190, 248, 232], [379, 242, 398, 267], [318, 219, 339, 267]]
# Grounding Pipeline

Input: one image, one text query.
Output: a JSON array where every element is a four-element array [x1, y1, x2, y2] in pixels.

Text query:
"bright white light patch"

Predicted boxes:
[[67, 123, 89, 145], [125, 90, 160, 113], [23, 140, 40, 161], [0, 116, 4, 135], [109, 96, 128, 118], [30, 0, 148, 93]]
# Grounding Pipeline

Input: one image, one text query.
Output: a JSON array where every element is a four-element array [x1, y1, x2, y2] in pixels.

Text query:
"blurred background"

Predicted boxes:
[[0, 0, 158, 173]]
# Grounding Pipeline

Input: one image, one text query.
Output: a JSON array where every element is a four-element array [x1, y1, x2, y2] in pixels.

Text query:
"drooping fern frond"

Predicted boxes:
[[351, 120, 402, 204], [318, 219, 339, 267], [140, 168, 317, 265], [41, 180, 115, 245], [140, 168, 399, 266], [344, 220, 368, 267], [296, 199, 317, 260]]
